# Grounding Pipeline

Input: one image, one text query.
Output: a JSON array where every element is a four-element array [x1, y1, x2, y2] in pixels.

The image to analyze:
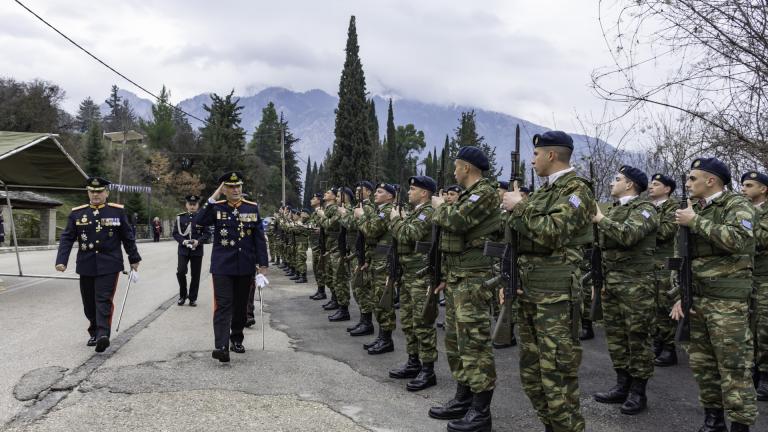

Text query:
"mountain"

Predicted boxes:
[[101, 87, 603, 179]]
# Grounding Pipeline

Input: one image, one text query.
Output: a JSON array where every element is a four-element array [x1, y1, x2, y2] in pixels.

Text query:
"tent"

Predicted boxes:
[[0, 131, 87, 279]]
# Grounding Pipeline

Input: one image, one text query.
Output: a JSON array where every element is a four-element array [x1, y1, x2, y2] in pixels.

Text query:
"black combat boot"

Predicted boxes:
[[407, 362, 436, 391], [322, 292, 337, 309], [310, 286, 327, 300], [756, 371, 768, 401], [296, 273, 307, 283], [289, 271, 302, 281], [389, 354, 421, 379], [363, 327, 383, 350], [730, 423, 750, 432], [286, 267, 296, 277], [347, 316, 362, 332], [697, 408, 726, 432], [447, 389, 493, 432], [329, 305, 351, 321], [654, 345, 678, 367], [620, 377, 648, 415], [368, 330, 394, 355], [211, 346, 230, 363], [323, 299, 339, 311], [428, 383, 473, 420], [350, 313, 374, 336], [580, 319, 594, 340], [594, 368, 631, 403]]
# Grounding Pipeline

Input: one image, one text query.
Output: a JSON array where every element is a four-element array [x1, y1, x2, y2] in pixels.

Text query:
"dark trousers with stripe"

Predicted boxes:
[[79, 273, 120, 339], [212, 274, 253, 349], [177, 255, 203, 301]]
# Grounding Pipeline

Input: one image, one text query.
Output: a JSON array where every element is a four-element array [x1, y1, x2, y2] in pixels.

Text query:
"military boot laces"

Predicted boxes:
[[620, 377, 647, 415], [756, 372, 768, 401], [389, 354, 421, 379], [446, 389, 493, 432], [407, 362, 436, 392], [594, 369, 631, 404], [697, 408, 726, 432], [428, 383, 473, 420], [729, 422, 750, 432]]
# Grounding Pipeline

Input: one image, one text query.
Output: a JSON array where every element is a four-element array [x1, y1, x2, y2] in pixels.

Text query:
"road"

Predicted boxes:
[[0, 242, 764, 431]]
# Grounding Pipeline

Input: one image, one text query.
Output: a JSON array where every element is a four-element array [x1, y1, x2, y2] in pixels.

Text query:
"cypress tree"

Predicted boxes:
[[383, 98, 397, 183], [302, 156, 313, 208], [84, 121, 107, 177]]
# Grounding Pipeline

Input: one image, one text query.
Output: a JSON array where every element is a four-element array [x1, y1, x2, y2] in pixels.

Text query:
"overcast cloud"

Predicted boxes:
[[1, 0, 630, 139]]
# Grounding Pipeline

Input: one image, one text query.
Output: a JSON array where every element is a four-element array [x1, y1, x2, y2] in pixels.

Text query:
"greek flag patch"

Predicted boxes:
[[379, 212, 385, 219], [417, 214, 427, 221], [742, 219, 753, 230], [641, 210, 651, 219], [568, 195, 581, 208], [468, 194, 480, 202]]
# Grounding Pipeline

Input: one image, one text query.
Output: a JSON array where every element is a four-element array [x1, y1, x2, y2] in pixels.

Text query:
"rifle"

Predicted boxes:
[[353, 186, 366, 288], [337, 188, 350, 276], [666, 175, 693, 342], [586, 161, 604, 321], [487, 124, 521, 345], [380, 182, 404, 310]]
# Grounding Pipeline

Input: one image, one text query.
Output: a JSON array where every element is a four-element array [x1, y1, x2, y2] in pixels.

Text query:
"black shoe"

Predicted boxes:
[[346, 320, 362, 332], [580, 320, 594, 340], [289, 273, 301, 281], [654, 345, 678, 367], [350, 314, 374, 336], [245, 318, 256, 328], [177, 297, 186, 306], [86, 336, 97, 347], [407, 362, 436, 391], [212, 347, 230, 362], [594, 369, 631, 404], [492, 336, 517, 349], [730, 422, 750, 432], [95, 336, 110, 353], [310, 290, 327, 300], [620, 377, 647, 415], [447, 390, 493, 432], [697, 408, 726, 432], [428, 383, 473, 420], [230, 342, 245, 353], [329, 306, 351, 322], [295, 274, 307, 283], [389, 354, 421, 379], [368, 330, 394, 355], [188, 300, 197, 307], [756, 372, 768, 401], [323, 300, 339, 311]]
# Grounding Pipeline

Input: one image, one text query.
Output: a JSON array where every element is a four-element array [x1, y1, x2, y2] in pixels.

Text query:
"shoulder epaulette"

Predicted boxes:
[[72, 204, 88, 211], [108, 203, 124, 209], [215, 200, 227, 204], [242, 199, 258, 206], [177, 212, 187, 216]]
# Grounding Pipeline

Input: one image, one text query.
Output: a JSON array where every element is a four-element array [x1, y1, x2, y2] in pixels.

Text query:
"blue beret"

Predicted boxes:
[[312, 192, 323, 199], [446, 184, 463, 193], [409, 176, 437, 193], [691, 157, 731, 185], [85, 176, 111, 191], [340, 186, 354, 202], [651, 173, 676, 193], [532, 131, 573, 150], [455, 146, 490, 171], [357, 180, 375, 191], [377, 183, 397, 196], [497, 180, 510, 190], [618, 165, 648, 192], [741, 171, 768, 187], [327, 187, 338, 196], [218, 171, 244, 185]]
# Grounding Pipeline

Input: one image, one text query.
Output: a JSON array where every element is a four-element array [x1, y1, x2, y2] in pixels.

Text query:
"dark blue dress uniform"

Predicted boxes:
[[194, 172, 268, 356], [56, 177, 141, 349], [173, 195, 209, 305]]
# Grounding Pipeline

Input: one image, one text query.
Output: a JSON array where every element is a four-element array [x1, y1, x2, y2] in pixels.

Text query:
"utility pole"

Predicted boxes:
[[117, 127, 126, 202], [280, 112, 286, 206]]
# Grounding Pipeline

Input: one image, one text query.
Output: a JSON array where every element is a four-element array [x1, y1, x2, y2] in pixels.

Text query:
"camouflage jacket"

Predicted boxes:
[[754, 204, 768, 277], [654, 198, 679, 269], [320, 203, 340, 252], [598, 197, 658, 271], [389, 203, 434, 268], [307, 210, 322, 250], [359, 202, 395, 261]]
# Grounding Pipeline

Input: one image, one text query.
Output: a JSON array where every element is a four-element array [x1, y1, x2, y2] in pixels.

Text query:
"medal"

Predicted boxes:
[[221, 239, 229, 246], [220, 228, 228, 237]]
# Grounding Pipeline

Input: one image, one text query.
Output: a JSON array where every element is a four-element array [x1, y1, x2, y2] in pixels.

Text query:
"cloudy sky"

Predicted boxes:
[[1, 0, 637, 140]]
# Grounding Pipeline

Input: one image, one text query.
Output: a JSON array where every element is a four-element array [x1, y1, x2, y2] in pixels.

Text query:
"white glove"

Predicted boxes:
[[255, 273, 269, 289], [130, 271, 140, 283]]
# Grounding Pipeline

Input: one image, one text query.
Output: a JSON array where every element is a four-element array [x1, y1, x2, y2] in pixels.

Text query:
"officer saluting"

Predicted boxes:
[[195, 171, 269, 363], [173, 195, 209, 306], [55, 177, 141, 353]]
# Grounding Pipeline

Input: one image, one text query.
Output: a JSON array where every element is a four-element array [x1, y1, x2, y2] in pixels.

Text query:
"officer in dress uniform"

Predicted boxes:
[[195, 172, 269, 363], [55, 177, 141, 352], [173, 195, 209, 306]]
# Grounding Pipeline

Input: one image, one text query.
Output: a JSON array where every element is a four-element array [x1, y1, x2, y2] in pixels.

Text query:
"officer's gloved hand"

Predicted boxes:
[[130, 271, 140, 283], [255, 274, 269, 289]]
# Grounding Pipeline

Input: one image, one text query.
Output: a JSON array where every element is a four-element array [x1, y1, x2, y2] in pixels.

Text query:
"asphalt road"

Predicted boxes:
[[0, 243, 764, 431]]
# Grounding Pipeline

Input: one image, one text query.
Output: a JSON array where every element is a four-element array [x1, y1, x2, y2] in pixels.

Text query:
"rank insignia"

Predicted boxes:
[[220, 228, 228, 237], [80, 244, 87, 251], [81, 234, 87, 241], [221, 239, 229, 246]]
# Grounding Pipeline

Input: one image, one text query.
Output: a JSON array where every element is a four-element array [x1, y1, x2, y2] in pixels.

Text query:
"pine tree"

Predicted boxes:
[[84, 121, 107, 177], [394, 124, 426, 184], [143, 85, 176, 150], [327, 15, 371, 186], [75, 97, 101, 133], [198, 91, 246, 192]]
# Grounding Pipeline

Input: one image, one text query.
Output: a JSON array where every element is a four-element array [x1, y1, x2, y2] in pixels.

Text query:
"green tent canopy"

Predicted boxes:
[[0, 131, 87, 190]]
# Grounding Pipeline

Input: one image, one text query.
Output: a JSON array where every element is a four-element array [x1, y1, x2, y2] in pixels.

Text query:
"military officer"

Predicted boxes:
[[502, 132, 595, 432], [671, 158, 757, 432], [592, 165, 658, 415], [195, 171, 269, 363], [56, 177, 141, 352], [741, 170, 768, 401], [173, 194, 209, 306], [427, 146, 500, 432], [308, 193, 328, 300], [345, 181, 377, 336], [648, 173, 679, 366]]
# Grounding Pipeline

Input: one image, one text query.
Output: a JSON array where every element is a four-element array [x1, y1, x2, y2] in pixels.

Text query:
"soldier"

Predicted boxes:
[[326, 187, 354, 322], [284, 208, 298, 279], [343, 181, 377, 336], [317, 188, 341, 313], [290, 209, 310, 284], [741, 171, 768, 401], [671, 158, 757, 431], [357, 183, 398, 354], [195, 171, 269, 363], [648, 173, 679, 367], [308, 193, 328, 300], [267, 216, 277, 264], [445, 185, 462, 205], [592, 165, 658, 415], [55, 176, 141, 352], [388, 175, 438, 391], [173, 195, 209, 307], [501, 132, 594, 432], [427, 146, 499, 432]]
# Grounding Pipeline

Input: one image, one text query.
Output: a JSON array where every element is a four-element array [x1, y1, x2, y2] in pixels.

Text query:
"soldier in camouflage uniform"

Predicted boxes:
[[357, 183, 397, 354], [648, 173, 679, 367], [329, 187, 355, 322], [671, 158, 757, 432], [317, 189, 341, 312], [388, 175, 438, 391], [427, 146, 499, 432], [593, 165, 658, 415], [345, 181, 377, 336], [289, 209, 310, 284], [502, 132, 594, 432], [308, 193, 328, 300], [267, 216, 277, 263], [741, 171, 768, 401]]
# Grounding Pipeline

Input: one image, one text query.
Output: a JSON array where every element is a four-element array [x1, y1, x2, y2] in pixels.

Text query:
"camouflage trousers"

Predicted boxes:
[[369, 256, 396, 331], [518, 299, 584, 432], [324, 249, 337, 300], [654, 269, 676, 347], [399, 261, 437, 362], [602, 270, 655, 379], [444, 270, 496, 393], [330, 252, 351, 307], [756, 279, 768, 372], [687, 296, 757, 425], [294, 238, 308, 274], [311, 247, 325, 288], [351, 260, 375, 314]]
